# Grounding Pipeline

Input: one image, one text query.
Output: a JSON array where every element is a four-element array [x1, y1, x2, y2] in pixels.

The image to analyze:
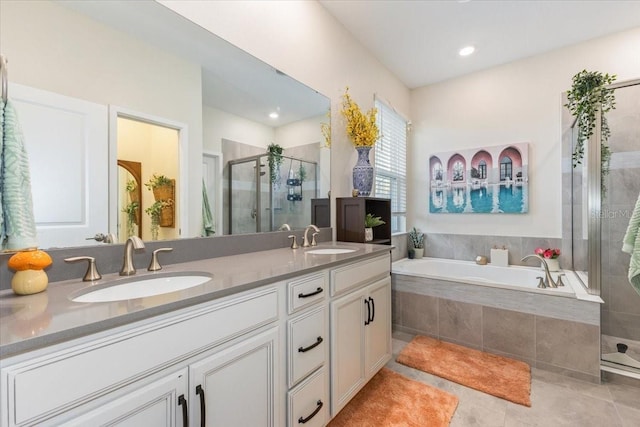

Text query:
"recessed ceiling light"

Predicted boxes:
[[459, 46, 475, 57], [269, 112, 279, 119]]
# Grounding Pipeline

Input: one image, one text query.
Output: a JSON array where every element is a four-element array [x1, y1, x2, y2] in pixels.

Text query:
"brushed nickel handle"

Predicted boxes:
[[64, 256, 101, 282], [148, 248, 173, 271]]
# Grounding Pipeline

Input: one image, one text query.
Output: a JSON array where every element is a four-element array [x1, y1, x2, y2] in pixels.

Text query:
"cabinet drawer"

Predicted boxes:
[[288, 272, 326, 314], [1, 288, 278, 427], [288, 366, 328, 427], [331, 255, 389, 296], [288, 307, 326, 387]]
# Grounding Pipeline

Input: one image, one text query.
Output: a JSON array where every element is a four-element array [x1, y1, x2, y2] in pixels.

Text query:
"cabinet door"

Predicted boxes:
[[330, 288, 366, 415], [364, 277, 392, 377], [63, 368, 188, 427], [189, 328, 279, 427]]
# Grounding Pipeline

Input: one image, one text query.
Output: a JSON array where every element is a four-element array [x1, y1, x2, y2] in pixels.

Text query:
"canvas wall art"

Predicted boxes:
[[429, 142, 529, 213]]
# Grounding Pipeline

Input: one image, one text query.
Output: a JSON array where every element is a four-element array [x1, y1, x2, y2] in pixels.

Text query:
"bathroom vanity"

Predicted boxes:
[[0, 243, 391, 426]]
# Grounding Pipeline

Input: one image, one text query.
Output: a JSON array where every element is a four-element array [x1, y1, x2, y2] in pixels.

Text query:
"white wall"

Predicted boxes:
[[160, 0, 411, 232], [410, 28, 640, 238], [203, 106, 275, 152]]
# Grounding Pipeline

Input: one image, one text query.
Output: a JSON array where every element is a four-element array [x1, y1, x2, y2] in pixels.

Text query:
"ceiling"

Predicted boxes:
[[319, 0, 640, 89]]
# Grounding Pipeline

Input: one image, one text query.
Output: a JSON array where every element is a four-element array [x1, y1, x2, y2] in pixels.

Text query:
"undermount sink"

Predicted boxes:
[[305, 248, 357, 255], [71, 272, 212, 303]]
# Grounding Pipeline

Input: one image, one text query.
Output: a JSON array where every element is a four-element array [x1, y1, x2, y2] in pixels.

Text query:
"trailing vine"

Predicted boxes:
[[267, 143, 284, 186], [564, 70, 616, 196]]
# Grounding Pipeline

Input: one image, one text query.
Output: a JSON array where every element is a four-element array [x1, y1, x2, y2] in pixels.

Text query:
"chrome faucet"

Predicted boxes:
[[521, 254, 557, 288], [120, 236, 145, 276], [279, 223, 291, 231], [302, 224, 320, 247]]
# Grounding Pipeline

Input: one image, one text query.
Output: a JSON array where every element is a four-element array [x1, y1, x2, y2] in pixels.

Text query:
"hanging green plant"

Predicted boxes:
[[267, 143, 284, 186], [564, 70, 616, 196], [122, 201, 139, 236]]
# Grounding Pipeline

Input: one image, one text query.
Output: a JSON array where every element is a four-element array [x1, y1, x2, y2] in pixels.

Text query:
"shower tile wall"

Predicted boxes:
[[601, 83, 640, 347]]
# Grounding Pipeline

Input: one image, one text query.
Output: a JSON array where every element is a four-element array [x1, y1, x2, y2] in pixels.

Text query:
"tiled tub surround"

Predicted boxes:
[[421, 232, 569, 269], [392, 258, 603, 383]]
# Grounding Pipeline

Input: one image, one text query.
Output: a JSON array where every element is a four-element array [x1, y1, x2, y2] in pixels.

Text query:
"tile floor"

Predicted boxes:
[[388, 332, 640, 427]]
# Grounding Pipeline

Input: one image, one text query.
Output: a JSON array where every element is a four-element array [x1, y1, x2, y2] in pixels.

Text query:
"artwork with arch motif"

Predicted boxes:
[[429, 142, 529, 213]]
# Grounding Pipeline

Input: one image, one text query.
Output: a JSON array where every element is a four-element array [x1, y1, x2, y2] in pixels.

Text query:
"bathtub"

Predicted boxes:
[[392, 257, 599, 301], [392, 257, 603, 383]]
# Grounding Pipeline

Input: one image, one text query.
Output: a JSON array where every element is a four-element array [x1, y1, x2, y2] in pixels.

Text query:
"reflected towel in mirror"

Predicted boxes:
[[1, 99, 38, 250]]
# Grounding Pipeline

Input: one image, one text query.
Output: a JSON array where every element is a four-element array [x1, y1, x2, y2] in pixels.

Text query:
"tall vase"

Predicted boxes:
[[353, 146, 374, 197]]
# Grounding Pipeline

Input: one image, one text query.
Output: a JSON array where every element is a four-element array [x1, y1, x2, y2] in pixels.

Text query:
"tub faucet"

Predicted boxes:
[[302, 224, 320, 247], [120, 236, 145, 276], [521, 254, 557, 288]]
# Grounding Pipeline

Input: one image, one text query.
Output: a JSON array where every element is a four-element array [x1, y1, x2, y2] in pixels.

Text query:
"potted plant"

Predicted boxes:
[[340, 87, 381, 197], [534, 247, 561, 271], [408, 227, 425, 259], [267, 143, 284, 187], [145, 173, 173, 199], [145, 200, 172, 240], [364, 213, 385, 242], [122, 201, 139, 237], [565, 70, 616, 197], [145, 174, 175, 227]]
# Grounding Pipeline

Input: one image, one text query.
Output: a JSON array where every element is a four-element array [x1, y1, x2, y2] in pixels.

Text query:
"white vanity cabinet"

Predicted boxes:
[[329, 255, 391, 416], [284, 273, 330, 427], [63, 368, 189, 427], [189, 327, 279, 427], [1, 249, 393, 427], [0, 286, 279, 427]]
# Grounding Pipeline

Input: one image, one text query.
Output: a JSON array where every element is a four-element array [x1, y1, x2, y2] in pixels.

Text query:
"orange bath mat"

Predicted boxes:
[[397, 335, 531, 407], [328, 367, 458, 427]]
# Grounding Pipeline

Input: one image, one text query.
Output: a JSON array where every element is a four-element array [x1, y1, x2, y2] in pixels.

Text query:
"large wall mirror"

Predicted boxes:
[[1, 0, 330, 249]]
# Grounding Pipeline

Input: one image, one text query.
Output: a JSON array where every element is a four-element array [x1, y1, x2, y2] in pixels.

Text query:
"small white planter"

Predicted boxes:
[[364, 227, 373, 242]]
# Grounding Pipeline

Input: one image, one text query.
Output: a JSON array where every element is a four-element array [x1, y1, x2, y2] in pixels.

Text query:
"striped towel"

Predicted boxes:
[[622, 192, 640, 296], [1, 99, 38, 250]]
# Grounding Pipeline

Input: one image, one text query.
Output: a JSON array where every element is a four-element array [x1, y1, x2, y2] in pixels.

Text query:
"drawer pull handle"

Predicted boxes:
[[364, 299, 371, 325], [298, 399, 323, 424], [369, 296, 375, 323], [196, 384, 206, 427], [178, 394, 188, 427], [298, 336, 323, 353], [298, 287, 323, 299]]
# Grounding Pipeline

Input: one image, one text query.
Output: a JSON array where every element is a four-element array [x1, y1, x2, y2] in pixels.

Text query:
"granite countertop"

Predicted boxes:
[[0, 242, 391, 359]]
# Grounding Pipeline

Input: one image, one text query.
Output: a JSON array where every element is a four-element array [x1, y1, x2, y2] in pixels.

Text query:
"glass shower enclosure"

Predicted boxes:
[[228, 154, 317, 234], [568, 79, 640, 376]]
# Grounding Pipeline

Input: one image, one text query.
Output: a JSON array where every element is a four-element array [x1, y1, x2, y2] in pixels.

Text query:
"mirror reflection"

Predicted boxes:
[[1, 0, 330, 249]]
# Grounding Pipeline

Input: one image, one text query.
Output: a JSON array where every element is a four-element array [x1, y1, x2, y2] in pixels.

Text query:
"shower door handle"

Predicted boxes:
[[251, 208, 257, 219]]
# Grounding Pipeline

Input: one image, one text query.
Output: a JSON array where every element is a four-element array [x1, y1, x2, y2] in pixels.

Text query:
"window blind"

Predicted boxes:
[[374, 98, 407, 233]]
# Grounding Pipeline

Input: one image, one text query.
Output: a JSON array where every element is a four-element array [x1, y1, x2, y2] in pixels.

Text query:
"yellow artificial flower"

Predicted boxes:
[[340, 87, 380, 147]]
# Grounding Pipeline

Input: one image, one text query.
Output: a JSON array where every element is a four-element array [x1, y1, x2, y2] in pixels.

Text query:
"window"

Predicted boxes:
[[374, 98, 407, 233], [500, 156, 513, 180], [478, 161, 487, 179]]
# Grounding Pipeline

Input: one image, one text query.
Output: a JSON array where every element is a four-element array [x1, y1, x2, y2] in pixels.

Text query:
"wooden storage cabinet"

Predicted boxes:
[[336, 197, 391, 244]]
